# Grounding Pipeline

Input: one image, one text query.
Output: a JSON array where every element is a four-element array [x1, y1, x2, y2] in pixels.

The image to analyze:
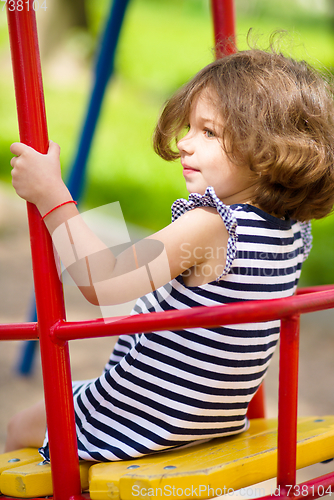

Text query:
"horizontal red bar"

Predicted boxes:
[[296, 284, 334, 295], [257, 471, 334, 500], [0, 322, 38, 341], [52, 288, 334, 342], [1, 287, 333, 344]]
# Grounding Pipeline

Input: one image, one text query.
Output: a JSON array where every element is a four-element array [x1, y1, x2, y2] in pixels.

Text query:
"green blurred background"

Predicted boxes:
[[0, 0, 334, 285]]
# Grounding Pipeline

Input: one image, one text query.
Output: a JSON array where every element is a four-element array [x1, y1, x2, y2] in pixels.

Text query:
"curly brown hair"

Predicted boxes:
[[153, 47, 334, 221]]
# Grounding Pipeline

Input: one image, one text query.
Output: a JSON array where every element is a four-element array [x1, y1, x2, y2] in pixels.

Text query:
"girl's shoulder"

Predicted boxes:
[[171, 188, 312, 264], [230, 203, 293, 230], [229, 202, 312, 262], [172, 186, 238, 234], [172, 186, 295, 234]]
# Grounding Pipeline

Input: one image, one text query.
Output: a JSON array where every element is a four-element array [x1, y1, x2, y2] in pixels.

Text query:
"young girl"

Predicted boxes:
[[6, 47, 334, 462]]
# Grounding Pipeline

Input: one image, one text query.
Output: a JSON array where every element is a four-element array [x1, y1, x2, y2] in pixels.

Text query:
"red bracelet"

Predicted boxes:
[[42, 200, 78, 220]]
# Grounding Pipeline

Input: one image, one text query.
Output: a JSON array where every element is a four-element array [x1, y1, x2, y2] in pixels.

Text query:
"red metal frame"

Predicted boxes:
[[277, 315, 300, 490], [211, 0, 236, 56], [1, 2, 334, 500], [6, 2, 82, 499]]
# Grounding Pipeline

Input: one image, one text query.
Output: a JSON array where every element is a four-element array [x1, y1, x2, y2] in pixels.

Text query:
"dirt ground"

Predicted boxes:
[[0, 181, 334, 494]]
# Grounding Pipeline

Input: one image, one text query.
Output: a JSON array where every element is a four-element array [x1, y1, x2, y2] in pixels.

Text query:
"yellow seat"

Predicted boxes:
[[0, 450, 92, 498], [0, 448, 41, 480], [0, 416, 333, 498], [89, 416, 334, 500]]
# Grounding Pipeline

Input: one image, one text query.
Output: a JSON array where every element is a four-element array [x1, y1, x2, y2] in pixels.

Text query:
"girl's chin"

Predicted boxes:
[[185, 183, 208, 196]]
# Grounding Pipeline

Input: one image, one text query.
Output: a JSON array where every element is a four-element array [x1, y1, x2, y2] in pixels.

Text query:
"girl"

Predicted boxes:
[[6, 47, 334, 462]]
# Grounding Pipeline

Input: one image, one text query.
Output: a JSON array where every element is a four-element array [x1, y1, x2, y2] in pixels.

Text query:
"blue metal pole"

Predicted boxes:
[[16, 302, 38, 375], [67, 0, 132, 200]]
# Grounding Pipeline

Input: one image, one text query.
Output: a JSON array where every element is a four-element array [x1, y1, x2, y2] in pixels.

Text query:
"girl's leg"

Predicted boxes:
[[5, 399, 46, 452]]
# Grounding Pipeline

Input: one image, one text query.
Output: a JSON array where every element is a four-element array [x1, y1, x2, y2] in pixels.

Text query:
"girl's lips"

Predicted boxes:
[[182, 165, 199, 175]]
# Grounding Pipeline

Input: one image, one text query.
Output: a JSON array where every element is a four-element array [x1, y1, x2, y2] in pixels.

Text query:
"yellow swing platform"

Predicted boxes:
[[1, 414, 334, 499]]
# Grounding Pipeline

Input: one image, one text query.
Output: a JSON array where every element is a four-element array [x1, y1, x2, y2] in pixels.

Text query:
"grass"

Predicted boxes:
[[0, 0, 334, 284]]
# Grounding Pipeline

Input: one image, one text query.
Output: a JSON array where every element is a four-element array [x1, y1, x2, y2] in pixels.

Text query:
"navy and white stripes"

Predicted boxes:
[[40, 187, 311, 463]]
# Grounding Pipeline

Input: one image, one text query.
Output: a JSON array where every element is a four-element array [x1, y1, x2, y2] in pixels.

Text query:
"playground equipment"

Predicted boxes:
[[1, 0, 334, 499]]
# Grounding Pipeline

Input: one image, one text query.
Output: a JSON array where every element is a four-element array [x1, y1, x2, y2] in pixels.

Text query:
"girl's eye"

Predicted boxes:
[[204, 129, 215, 138]]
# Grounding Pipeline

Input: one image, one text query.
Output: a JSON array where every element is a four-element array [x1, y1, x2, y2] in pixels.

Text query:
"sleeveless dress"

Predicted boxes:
[[40, 186, 312, 462]]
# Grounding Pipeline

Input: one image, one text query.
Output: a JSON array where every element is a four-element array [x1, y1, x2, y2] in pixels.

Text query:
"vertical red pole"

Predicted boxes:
[[277, 315, 300, 492], [6, 3, 82, 499], [210, 0, 237, 57]]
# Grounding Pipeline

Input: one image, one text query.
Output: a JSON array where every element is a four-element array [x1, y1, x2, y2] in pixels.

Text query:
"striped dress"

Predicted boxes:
[[40, 187, 312, 462]]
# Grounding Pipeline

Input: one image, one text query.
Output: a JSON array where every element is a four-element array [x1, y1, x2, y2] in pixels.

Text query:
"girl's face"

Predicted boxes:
[[177, 90, 257, 205]]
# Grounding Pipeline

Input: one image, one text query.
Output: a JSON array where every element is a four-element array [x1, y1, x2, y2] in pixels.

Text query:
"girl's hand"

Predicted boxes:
[[10, 140, 71, 215]]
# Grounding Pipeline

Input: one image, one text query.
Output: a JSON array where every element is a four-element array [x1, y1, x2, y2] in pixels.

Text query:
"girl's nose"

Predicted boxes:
[[177, 130, 194, 154]]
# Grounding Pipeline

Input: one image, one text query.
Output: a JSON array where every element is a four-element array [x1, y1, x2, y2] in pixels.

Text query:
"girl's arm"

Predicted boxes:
[[10, 141, 228, 306]]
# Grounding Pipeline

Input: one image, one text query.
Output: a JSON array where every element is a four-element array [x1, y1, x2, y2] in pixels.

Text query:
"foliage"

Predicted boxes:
[[299, 214, 334, 287]]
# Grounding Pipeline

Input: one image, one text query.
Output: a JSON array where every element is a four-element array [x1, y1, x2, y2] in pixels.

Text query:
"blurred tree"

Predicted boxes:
[[39, 0, 89, 59]]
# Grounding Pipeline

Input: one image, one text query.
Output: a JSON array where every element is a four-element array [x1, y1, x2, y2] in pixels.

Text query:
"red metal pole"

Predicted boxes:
[[0, 322, 38, 341], [277, 315, 300, 492], [52, 288, 334, 342], [210, 0, 237, 57], [6, 3, 83, 499]]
